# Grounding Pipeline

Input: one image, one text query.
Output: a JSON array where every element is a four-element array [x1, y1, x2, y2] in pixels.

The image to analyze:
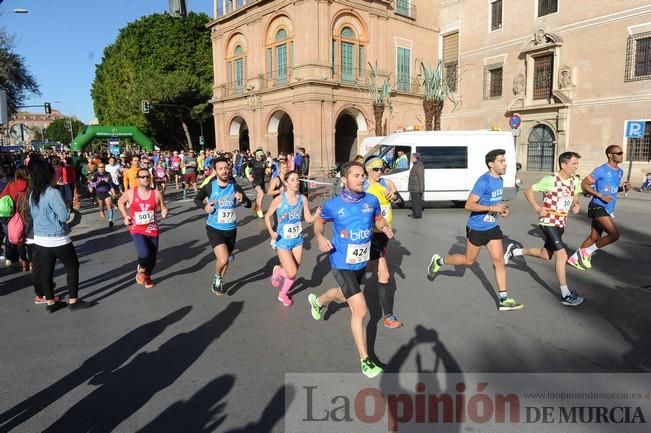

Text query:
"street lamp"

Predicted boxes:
[[53, 101, 75, 146]]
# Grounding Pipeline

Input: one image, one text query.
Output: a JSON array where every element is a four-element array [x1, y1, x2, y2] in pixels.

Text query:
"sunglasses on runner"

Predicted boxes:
[[370, 167, 384, 172], [611, 151, 624, 155], [137, 175, 151, 179]]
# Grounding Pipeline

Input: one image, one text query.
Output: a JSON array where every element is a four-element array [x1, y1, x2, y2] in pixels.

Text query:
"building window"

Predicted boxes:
[[266, 27, 293, 84], [533, 54, 553, 100], [396, 0, 412, 18], [332, 26, 364, 82], [484, 66, 503, 98], [442, 32, 459, 92], [396, 47, 411, 91], [626, 121, 651, 161], [490, 0, 503, 31], [227, 43, 246, 95], [537, 0, 558, 17], [625, 32, 651, 81]]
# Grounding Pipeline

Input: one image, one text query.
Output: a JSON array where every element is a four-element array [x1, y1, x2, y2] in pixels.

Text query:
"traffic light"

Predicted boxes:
[[44, 102, 51, 115], [141, 100, 150, 114], [199, 135, 205, 147]]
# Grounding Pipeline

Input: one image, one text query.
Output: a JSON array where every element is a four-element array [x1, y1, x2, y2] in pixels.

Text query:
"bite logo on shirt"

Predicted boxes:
[[218, 195, 236, 207], [341, 228, 372, 241], [361, 203, 374, 213]]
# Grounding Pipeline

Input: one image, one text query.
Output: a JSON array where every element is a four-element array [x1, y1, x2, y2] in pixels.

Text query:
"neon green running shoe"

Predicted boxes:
[[578, 250, 592, 269], [308, 293, 323, 320], [498, 297, 524, 311], [361, 358, 383, 378], [427, 254, 441, 281]]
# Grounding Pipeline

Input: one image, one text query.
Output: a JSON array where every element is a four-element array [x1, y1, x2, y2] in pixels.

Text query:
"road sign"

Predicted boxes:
[[625, 120, 646, 138], [511, 128, 521, 137], [141, 100, 150, 114], [509, 114, 521, 129]]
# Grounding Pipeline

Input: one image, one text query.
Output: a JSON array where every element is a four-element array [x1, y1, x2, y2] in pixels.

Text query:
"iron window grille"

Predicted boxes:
[[533, 54, 554, 100], [626, 121, 651, 161], [537, 0, 558, 17], [484, 66, 503, 99], [625, 32, 651, 82]]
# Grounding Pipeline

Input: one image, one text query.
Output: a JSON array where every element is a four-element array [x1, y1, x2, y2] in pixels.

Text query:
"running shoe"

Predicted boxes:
[[182, 190, 187, 200], [135, 266, 146, 285], [144, 276, 155, 289], [427, 254, 441, 280], [504, 243, 516, 264], [34, 295, 60, 304], [567, 255, 585, 271], [562, 292, 585, 307], [498, 297, 524, 311], [270, 239, 277, 250], [46, 300, 67, 313], [211, 276, 225, 296], [257, 210, 264, 218], [578, 249, 592, 269], [308, 293, 323, 320], [278, 294, 293, 307], [68, 299, 91, 310], [108, 220, 114, 228], [271, 265, 282, 288], [361, 358, 383, 378], [383, 314, 403, 329]]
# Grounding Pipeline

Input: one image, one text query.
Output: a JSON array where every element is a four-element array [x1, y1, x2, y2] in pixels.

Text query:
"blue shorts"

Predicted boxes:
[[276, 236, 303, 251]]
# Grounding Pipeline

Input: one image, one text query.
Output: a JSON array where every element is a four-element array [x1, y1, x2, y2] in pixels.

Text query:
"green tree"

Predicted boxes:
[[91, 13, 213, 150], [45, 118, 85, 145], [0, 28, 39, 114]]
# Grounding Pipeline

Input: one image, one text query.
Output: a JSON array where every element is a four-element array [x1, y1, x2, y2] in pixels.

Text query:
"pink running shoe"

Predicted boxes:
[[278, 294, 293, 307], [271, 265, 283, 288], [34, 295, 60, 304]]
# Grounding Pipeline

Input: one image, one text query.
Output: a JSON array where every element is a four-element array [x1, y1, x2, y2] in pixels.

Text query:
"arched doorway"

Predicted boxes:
[[335, 114, 358, 163], [268, 111, 294, 155], [527, 125, 555, 172], [229, 116, 250, 152]]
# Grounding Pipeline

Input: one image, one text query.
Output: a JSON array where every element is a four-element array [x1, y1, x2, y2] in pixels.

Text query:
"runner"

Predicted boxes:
[[307, 161, 393, 378], [363, 157, 402, 328], [194, 157, 251, 295], [567, 145, 631, 270], [265, 170, 319, 306], [123, 155, 141, 191], [153, 160, 169, 193], [426, 149, 523, 312], [247, 149, 267, 218], [117, 168, 168, 288], [182, 150, 198, 200], [504, 152, 585, 306], [170, 151, 183, 190], [89, 163, 117, 227]]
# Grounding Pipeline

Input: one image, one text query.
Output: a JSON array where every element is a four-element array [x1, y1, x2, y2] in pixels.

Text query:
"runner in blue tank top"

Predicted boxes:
[[568, 144, 631, 270], [265, 170, 320, 306], [427, 149, 524, 312], [307, 162, 393, 378], [195, 157, 251, 295]]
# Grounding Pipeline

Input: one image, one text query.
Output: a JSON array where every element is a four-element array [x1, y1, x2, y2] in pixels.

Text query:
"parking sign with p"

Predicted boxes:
[[625, 120, 646, 139]]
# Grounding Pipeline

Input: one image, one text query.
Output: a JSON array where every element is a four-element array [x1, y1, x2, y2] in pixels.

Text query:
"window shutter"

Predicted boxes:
[[266, 48, 273, 79]]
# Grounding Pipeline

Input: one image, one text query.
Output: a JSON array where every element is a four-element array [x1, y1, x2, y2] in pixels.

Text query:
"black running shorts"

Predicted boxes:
[[206, 226, 237, 254], [539, 224, 566, 252], [466, 226, 503, 247], [332, 268, 366, 299], [370, 232, 389, 260]]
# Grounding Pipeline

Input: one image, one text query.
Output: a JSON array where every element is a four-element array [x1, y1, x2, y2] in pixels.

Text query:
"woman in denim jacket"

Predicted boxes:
[[29, 159, 88, 313]]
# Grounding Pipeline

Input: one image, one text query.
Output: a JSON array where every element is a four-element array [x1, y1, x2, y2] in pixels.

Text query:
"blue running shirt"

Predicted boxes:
[[207, 180, 238, 230], [320, 193, 381, 270], [467, 172, 503, 231], [276, 193, 304, 241], [589, 163, 623, 215]]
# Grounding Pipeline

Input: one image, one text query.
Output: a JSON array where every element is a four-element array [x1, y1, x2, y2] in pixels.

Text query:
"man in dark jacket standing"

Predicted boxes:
[[408, 152, 424, 218], [296, 147, 310, 195]]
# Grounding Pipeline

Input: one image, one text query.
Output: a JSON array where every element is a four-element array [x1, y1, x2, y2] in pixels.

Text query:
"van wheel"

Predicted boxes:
[[452, 200, 466, 208]]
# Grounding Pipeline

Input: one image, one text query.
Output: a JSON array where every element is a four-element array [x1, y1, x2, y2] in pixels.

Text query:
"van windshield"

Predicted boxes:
[[364, 144, 411, 173]]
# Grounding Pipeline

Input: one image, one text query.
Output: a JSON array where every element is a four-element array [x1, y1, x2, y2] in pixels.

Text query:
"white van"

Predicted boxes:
[[363, 131, 517, 203]]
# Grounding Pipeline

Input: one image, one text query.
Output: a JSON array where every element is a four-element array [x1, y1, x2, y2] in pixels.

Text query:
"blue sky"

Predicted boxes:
[[1, 0, 213, 123]]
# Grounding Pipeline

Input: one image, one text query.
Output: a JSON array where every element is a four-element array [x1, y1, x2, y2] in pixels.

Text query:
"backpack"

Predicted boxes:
[[7, 212, 25, 245], [0, 194, 14, 217]]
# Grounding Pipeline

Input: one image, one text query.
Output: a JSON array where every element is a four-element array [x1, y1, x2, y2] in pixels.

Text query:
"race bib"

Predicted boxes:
[[134, 210, 155, 225], [218, 209, 236, 224], [483, 213, 496, 223], [380, 204, 391, 218], [283, 222, 302, 239], [557, 196, 572, 213], [346, 242, 371, 265]]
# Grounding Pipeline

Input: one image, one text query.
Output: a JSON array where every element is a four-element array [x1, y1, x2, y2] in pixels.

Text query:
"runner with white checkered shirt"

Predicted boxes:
[[504, 151, 585, 306]]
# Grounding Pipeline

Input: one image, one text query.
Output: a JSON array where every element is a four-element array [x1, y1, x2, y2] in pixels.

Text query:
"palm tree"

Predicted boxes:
[[419, 60, 455, 131], [367, 62, 391, 136]]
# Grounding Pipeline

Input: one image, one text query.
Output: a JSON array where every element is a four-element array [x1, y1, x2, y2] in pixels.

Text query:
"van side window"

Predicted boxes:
[[416, 146, 468, 169]]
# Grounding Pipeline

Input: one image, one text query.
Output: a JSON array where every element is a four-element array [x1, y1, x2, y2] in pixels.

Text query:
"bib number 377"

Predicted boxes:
[[218, 209, 236, 224], [346, 242, 371, 264]]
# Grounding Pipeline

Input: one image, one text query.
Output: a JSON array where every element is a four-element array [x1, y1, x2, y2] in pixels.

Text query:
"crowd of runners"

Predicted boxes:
[[0, 142, 632, 377]]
